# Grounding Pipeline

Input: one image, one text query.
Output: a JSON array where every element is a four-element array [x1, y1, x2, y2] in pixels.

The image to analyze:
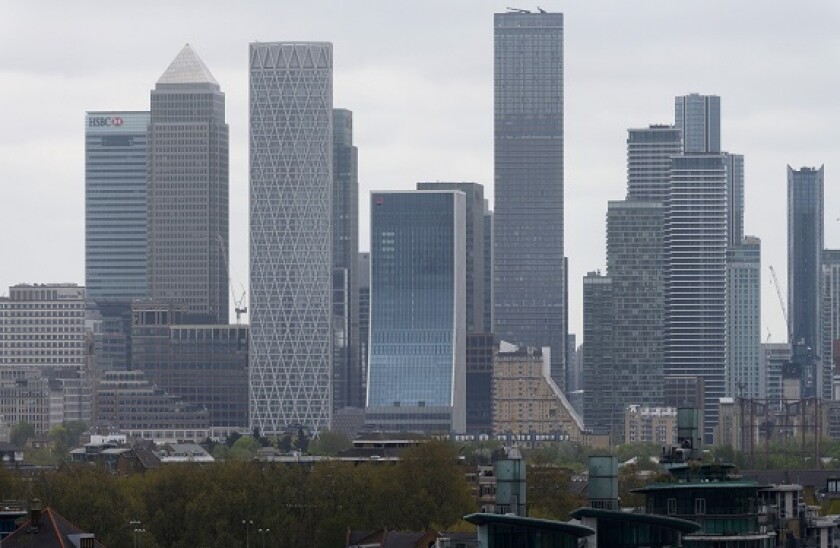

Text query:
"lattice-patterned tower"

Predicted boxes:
[[249, 42, 333, 434]]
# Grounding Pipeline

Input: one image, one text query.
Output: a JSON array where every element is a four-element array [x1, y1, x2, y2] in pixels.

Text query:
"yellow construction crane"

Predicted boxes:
[[218, 236, 247, 324]]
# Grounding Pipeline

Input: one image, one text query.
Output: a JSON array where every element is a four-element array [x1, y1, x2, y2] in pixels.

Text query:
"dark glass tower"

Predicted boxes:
[[147, 44, 229, 324], [333, 108, 361, 411], [788, 165, 824, 391], [493, 10, 566, 388]]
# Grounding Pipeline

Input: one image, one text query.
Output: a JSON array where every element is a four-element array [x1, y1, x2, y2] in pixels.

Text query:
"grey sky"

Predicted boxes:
[[1, 1, 838, 343]]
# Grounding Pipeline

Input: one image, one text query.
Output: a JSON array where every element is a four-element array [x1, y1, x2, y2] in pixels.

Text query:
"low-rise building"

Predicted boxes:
[[624, 406, 677, 445]]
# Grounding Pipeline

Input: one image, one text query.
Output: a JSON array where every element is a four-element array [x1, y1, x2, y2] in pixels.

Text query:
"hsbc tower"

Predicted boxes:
[[85, 110, 151, 301]]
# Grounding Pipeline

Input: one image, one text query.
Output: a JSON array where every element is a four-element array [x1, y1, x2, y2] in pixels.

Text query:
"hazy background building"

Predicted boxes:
[[146, 44, 229, 324], [332, 108, 361, 412], [582, 271, 614, 434], [626, 125, 682, 203], [727, 237, 762, 398], [675, 93, 720, 154], [249, 42, 334, 434], [493, 10, 567, 389], [366, 191, 466, 434]]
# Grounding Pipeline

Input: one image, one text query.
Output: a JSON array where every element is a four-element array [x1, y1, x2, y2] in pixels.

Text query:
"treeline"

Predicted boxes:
[[0, 441, 476, 548]]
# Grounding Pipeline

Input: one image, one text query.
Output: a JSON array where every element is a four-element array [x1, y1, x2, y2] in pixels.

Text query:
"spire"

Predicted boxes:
[[156, 44, 219, 86]]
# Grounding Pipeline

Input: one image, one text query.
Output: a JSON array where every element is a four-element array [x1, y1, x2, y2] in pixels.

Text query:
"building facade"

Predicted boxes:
[[674, 93, 720, 154], [85, 111, 150, 302], [624, 405, 677, 445], [582, 272, 614, 435], [625, 125, 682, 203], [606, 200, 666, 425], [0, 284, 87, 369], [249, 42, 334, 434], [493, 11, 566, 388], [466, 332, 495, 434], [332, 108, 361, 411], [146, 44, 229, 324], [787, 166, 825, 395], [130, 301, 248, 430], [417, 182, 486, 334], [665, 154, 728, 442], [366, 191, 466, 433], [727, 237, 762, 399]]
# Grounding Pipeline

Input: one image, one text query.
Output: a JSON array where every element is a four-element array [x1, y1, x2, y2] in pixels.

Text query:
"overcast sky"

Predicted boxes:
[[1, 0, 838, 342]]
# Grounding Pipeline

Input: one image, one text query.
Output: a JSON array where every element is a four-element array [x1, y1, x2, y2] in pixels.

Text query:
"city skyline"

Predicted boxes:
[[2, 1, 839, 344]]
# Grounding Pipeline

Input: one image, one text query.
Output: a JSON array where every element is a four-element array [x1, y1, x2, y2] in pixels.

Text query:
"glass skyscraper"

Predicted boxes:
[[726, 237, 762, 398], [788, 165, 825, 397], [626, 125, 682, 203], [249, 42, 334, 434], [494, 10, 566, 389], [366, 191, 466, 434], [85, 111, 150, 301], [675, 93, 720, 154], [147, 44, 229, 324]]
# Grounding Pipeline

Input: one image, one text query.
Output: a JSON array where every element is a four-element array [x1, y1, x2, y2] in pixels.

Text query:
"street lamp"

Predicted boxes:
[[129, 520, 145, 548], [258, 528, 270, 548], [242, 519, 254, 548]]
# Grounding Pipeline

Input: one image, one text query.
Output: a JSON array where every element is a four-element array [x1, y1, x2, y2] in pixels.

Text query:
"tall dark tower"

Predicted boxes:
[[147, 44, 229, 324], [493, 10, 566, 388], [788, 165, 825, 395]]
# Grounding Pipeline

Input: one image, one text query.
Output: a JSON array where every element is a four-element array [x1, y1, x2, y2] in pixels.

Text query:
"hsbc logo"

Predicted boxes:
[[88, 116, 124, 127]]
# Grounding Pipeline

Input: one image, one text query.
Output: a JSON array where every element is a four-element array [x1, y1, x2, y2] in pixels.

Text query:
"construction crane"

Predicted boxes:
[[218, 236, 248, 324], [768, 265, 789, 342]]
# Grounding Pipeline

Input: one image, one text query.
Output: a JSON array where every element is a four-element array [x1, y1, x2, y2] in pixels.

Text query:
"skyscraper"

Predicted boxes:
[[147, 44, 229, 324], [483, 202, 494, 332], [582, 271, 613, 433], [626, 125, 682, 203], [249, 42, 333, 434], [788, 165, 825, 398], [726, 237, 762, 398], [788, 166, 824, 354], [665, 154, 728, 442], [332, 108, 361, 411], [675, 93, 721, 154], [85, 111, 150, 302], [417, 182, 486, 333], [494, 10, 566, 388], [605, 200, 666, 434], [366, 191, 466, 434]]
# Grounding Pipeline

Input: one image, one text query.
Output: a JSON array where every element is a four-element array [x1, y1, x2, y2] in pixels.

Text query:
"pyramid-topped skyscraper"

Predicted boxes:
[[147, 44, 229, 323]]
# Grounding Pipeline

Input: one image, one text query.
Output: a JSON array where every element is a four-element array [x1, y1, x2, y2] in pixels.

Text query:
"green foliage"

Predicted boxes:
[[10, 422, 35, 448], [229, 436, 260, 461], [308, 430, 351, 456], [527, 465, 583, 520]]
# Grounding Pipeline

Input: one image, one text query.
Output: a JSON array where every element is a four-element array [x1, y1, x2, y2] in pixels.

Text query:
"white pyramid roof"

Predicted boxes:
[[157, 44, 219, 86]]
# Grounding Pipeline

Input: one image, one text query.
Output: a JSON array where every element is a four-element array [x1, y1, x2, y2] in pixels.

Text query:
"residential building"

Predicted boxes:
[[85, 111, 150, 302], [787, 166, 824, 396], [727, 237, 762, 398], [625, 125, 681, 203], [333, 108, 361, 411], [822, 249, 840, 399], [606, 200, 666, 424], [493, 10, 566, 389], [357, 252, 370, 402], [493, 343, 586, 443], [665, 153, 728, 443], [249, 42, 333, 434], [147, 44, 229, 324], [483, 202, 493, 332], [761, 343, 790, 404], [366, 191, 466, 434], [582, 272, 614, 435], [674, 93, 720, 154], [624, 405, 677, 445], [417, 182, 486, 333]]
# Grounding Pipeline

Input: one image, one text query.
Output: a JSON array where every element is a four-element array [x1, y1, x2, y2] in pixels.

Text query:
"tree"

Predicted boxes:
[[308, 430, 351, 456], [229, 436, 260, 461], [10, 421, 35, 448]]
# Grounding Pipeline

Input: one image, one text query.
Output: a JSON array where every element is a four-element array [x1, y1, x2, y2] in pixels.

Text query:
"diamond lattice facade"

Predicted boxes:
[[249, 42, 333, 434]]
